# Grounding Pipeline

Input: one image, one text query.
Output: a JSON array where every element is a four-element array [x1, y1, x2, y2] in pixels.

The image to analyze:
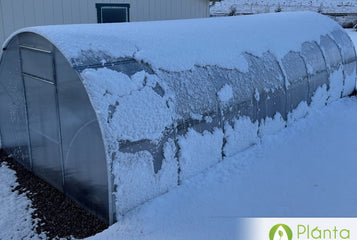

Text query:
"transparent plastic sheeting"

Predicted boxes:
[[0, 12, 355, 224]]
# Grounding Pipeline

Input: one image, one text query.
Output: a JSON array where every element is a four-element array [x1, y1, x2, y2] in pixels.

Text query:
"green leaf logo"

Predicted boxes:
[[269, 224, 293, 240]]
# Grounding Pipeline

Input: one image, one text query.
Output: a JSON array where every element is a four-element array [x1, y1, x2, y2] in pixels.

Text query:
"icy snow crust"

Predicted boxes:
[[5, 12, 357, 219]]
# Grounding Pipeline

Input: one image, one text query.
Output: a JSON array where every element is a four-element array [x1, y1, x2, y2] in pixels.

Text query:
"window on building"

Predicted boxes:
[[96, 3, 130, 23]]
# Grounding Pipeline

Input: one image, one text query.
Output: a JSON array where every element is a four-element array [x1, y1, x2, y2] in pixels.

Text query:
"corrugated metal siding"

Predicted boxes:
[[1, 0, 13, 43], [0, 0, 4, 45], [145, 0, 208, 21], [23, 0, 36, 27], [0, 0, 209, 45]]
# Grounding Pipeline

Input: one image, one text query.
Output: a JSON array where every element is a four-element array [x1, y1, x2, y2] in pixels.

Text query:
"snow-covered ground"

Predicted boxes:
[[1, 24, 357, 240], [0, 163, 38, 239], [211, 0, 357, 15]]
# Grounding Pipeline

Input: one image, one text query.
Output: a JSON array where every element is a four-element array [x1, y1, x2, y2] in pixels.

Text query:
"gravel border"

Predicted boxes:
[[0, 150, 108, 239]]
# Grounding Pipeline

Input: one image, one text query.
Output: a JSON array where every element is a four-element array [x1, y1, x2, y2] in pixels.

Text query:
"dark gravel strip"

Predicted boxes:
[[0, 150, 108, 239]]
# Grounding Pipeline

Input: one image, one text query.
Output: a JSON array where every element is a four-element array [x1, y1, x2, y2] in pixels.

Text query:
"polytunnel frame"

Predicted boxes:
[[0, 32, 115, 224], [0, 13, 356, 225]]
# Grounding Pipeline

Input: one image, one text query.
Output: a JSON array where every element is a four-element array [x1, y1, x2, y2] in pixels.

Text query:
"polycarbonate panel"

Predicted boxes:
[[261, 52, 286, 119], [254, 90, 267, 121], [266, 88, 287, 120], [56, 50, 110, 223], [62, 121, 109, 222], [301, 42, 329, 99], [249, 52, 284, 89], [29, 128, 63, 190], [24, 76, 63, 191], [107, 60, 154, 76], [227, 70, 255, 121], [20, 47, 54, 82], [309, 72, 329, 99], [24, 76, 59, 141], [344, 61, 357, 77], [281, 51, 309, 112], [330, 29, 356, 63], [301, 42, 327, 74], [319, 35, 343, 69], [227, 71, 253, 102], [207, 67, 254, 122], [158, 66, 221, 119], [223, 100, 254, 126], [282, 51, 306, 84], [244, 52, 285, 120], [330, 30, 357, 94], [18, 32, 53, 52], [0, 37, 31, 168]]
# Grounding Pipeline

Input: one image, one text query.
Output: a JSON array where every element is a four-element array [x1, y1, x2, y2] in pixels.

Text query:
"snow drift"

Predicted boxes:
[[0, 12, 355, 224]]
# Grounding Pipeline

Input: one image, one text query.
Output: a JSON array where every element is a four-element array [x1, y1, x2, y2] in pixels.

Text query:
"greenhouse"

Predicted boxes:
[[0, 12, 355, 224]]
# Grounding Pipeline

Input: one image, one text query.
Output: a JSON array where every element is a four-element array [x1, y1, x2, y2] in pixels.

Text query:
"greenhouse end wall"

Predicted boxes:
[[0, 33, 111, 223]]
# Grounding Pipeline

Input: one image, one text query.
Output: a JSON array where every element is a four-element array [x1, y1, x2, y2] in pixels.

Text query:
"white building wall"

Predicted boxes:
[[0, 0, 209, 45]]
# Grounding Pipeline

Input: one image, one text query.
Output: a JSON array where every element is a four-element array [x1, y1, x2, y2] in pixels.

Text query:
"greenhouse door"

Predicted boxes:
[[20, 45, 64, 191]]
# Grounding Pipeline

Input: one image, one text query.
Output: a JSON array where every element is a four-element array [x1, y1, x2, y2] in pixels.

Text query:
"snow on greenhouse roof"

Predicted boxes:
[[4, 11, 342, 72]]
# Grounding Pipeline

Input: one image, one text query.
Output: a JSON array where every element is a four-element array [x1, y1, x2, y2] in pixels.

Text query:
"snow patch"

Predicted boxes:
[[343, 67, 357, 96], [204, 116, 213, 123], [224, 117, 259, 157], [305, 62, 314, 75], [113, 144, 178, 215], [131, 71, 147, 88], [178, 128, 224, 180], [254, 89, 260, 102], [0, 163, 37, 239], [310, 84, 328, 109], [82, 69, 174, 142], [110, 87, 173, 141], [258, 113, 286, 138], [190, 113, 203, 121], [327, 67, 344, 103], [288, 101, 309, 124], [82, 68, 143, 97], [218, 84, 233, 103]]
